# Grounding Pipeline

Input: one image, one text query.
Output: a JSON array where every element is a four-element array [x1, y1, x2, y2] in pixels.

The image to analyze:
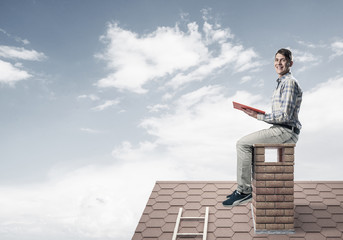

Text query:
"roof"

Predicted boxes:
[[132, 181, 343, 240]]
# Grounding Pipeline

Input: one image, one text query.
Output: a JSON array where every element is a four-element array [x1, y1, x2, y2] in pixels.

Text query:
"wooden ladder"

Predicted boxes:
[[172, 207, 209, 240]]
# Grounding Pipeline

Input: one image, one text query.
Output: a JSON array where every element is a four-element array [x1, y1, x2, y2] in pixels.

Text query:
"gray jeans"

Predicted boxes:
[[236, 125, 299, 194]]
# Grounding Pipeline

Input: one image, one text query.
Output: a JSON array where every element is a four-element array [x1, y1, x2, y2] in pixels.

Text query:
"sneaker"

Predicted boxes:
[[222, 190, 252, 207]]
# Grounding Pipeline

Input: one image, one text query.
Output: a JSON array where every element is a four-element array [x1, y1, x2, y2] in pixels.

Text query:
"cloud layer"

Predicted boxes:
[[1, 75, 343, 239], [0, 44, 47, 85], [96, 21, 260, 93]]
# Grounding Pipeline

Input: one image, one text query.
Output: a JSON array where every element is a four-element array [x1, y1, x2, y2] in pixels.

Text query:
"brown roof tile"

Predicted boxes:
[[132, 181, 343, 240]]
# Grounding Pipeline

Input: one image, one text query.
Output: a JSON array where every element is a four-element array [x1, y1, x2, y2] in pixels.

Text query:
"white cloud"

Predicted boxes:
[[77, 94, 100, 101], [96, 19, 261, 93], [0, 45, 46, 61], [96, 22, 208, 93], [0, 59, 31, 85], [0, 44, 46, 85], [0, 28, 30, 45], [240, 75, 252, 84], [295, 76, 343, 180], [330, 41, 343, 59], [80, 128, 101, 134], [301, 76, 343, 132], [140, 85, 267, 172], [291, 48, 321, 72], [167, 43, 260, 89], [0, 161, 185, 240], [296, 40, 326, 49], [147, 104, 169, 113], [91, 99, 119, 111]]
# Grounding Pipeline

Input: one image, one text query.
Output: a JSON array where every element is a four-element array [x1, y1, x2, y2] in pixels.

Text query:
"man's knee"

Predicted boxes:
[[236, 136, 252, 149]]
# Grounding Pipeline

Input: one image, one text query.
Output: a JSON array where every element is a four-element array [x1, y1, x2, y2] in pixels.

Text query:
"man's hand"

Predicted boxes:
[[242, 108, 258, 119]]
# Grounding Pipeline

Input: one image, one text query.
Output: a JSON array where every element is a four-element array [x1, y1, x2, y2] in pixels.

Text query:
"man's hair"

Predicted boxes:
[[276, 48, 293, 62]]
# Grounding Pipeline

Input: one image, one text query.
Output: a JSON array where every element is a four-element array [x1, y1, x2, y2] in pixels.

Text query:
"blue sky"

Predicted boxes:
[[1, 0, 343, 239]]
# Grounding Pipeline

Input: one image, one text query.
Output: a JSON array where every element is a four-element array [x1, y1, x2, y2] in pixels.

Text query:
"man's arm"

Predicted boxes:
[[242, 108, 259, 119], [257, 78, 299, 124]]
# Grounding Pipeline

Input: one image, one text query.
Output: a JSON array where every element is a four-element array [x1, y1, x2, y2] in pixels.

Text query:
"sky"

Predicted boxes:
[[1, 0, 343, 239]]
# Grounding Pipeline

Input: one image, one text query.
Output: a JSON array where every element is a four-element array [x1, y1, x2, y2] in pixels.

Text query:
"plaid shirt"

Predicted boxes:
[[257, 72, 302, 130]]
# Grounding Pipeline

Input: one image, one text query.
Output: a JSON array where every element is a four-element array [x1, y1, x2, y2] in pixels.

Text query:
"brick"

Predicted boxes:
[[255, 216, 275, 224], [275, 202, 294, 209], [274, 173, 293, 180], [266, 224, 285, 230], [266, 181, 284, 188], [275, 188, 294, 195], [255, 223, 266, 229], [254, 173, 275, 180], [266, 209, 285, 216], [284, 223, 294, 230], [255, 209, 266, 216], [256, 202, 275, 209], [254, 166, 265, 173], [254, 147, 265, 155], [255, 162, 294, 166], [282, 147, 294, 155], [254, 143, 295, 148], [265, 195, 284, 202], [255, 165, 293, 173], [275, 216, 294, 224], [282, 154, 294, 162], [284, 181, 294, 188], [254, 154, 265, 162], [284, 209, 294, 216], [284, 195, 294, 202], [255, 195, 266, 202], [256, 187, 275, 195], [252, 179, 265, 187], [284, 166, 294, 173], [266, 165, 280, 172]]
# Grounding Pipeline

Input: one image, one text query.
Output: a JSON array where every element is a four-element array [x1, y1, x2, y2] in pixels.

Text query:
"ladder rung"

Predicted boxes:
[[181, 216, 205, 220], [172, 207, 209, 240], [177, 233, 203, 236]]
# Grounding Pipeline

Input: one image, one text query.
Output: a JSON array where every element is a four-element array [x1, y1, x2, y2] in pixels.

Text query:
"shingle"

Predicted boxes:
[[323, 198, 341, 206], [133, 181, 343, 240], [321, 227, 342, 238], [328, 206, 343, 214], [303, 232, 326, 240], [213, 218, 234, 228], [231, 232, 251, 240], [312, 209, 332, 219], [202, 183, 218, 192], [300, 222, 321, 232], [173, 184, 189, 192], [316, 184, 331, 192], [317, 218, 336, 228], [213, 227, 234, 238], [297, 214, 316, 223], [141, 227, 163, 238]]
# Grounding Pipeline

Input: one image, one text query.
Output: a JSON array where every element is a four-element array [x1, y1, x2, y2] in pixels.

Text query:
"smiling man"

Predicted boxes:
[[223, 48, 302, 207]]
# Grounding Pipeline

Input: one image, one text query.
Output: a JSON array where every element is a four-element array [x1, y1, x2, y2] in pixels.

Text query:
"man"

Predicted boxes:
[[223, 48, 302, 207]]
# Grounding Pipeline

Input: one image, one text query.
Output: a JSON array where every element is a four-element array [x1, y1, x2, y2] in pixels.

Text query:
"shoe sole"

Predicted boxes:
[[222, 195, 252, 208]]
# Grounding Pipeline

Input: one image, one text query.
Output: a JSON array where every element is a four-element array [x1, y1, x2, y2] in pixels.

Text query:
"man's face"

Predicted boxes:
[[274, 53, 292, 77]]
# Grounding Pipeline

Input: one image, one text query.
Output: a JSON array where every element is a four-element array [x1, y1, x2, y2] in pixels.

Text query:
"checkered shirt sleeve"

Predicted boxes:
[[257, 73, 302, 129]]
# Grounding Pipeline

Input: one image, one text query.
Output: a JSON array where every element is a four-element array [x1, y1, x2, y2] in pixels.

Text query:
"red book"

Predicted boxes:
[[233, 101, 265, 114]]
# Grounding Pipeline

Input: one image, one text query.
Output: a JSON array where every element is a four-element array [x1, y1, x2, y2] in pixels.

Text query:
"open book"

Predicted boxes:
[[233, 101, 265, 114]]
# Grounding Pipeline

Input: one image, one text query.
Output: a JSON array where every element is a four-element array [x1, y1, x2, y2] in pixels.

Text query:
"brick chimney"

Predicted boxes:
[[251, 143, 295, 234]]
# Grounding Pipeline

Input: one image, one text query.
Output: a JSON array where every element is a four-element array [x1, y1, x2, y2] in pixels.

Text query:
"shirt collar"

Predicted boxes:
[[276, 72, 292, 83]]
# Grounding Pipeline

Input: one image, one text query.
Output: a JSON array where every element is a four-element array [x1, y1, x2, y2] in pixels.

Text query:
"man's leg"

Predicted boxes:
[[223, 126, 297, 207]]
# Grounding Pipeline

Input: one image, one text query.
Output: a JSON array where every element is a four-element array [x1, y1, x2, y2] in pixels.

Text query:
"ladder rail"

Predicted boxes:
[[172, 208, 183, 240], [203, 207, 209, 240], [172, 207, 209, 240]]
